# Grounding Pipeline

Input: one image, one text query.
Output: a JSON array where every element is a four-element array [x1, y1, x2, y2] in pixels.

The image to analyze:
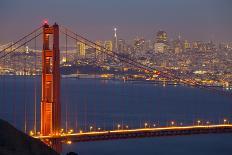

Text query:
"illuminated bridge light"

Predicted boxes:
[[171, 121, 175, 126], [197, 120, 201, 125], [29, 130, 34, 136], [90, 126, 93, 132], [66, 140, 72, 145], [144, 123, 148, 128], [224, 119, 228, 124], [117, 124, 121, 130]]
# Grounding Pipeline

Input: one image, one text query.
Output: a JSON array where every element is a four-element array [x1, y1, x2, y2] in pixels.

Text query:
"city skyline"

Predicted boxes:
[[0, 0, 232, 43]]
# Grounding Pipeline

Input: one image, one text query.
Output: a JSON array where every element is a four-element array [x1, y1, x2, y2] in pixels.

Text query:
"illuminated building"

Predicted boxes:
[[155, 30, 169, 44], [113, 27, 118, 52], [154, 43, 167, 53], [134, 38, 145, 51], [104, 40, 113, 52], [184, 40, 191, 50], [154, 30, 169, 53], [172, 34, 183, 54], [95, 40, 105, 61], [118, 39, 126, 52], [95, 41, 103, 55], [77, 42, 86, 57]]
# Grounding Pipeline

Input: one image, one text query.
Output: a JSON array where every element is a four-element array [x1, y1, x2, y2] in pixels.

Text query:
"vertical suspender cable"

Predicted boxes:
[[33, 32, 37, 134], [3, 43, 6, 120], [65, 29, 68, 132], [12, 42, 16, 126], [65, 28, 68, 64], [23, 40, 27, 133]]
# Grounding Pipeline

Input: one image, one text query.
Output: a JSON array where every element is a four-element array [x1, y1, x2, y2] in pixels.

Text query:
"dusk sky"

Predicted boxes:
[[0, 0, 232, 43]]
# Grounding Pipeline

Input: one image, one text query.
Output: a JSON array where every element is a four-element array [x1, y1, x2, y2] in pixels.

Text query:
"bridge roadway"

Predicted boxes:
[[34, 124, 232, 143]]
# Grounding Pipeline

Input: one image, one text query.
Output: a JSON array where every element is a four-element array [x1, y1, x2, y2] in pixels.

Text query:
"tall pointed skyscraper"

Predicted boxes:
[[113, 27, 118, 52]]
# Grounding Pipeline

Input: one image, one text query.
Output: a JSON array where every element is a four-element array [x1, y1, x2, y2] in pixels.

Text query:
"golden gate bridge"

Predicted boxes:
[[0, 22, 232, 153]]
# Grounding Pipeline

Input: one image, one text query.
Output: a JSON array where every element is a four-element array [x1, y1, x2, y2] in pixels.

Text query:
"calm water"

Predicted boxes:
[[0, 76, 232, 155]]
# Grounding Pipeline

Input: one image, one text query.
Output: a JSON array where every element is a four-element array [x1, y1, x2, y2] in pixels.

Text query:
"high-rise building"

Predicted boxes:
[[156, 30, 168, 44], [134, 38, 145, 51], [154, 43, 167, 53], [95, 41, 103, 55], [95, 41, 104, 61], [118, 39, 126, 52], [104, 40, 113, 52], [77, 42, 86, 57], [113, 27, 118, 52], [184, 40, 191, 50], [154, 30, 169, 53], [172, 34, 183, 54]]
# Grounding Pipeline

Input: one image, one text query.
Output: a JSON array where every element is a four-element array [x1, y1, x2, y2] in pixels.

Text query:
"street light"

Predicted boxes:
[[66, 140, 72, 145], [224, 119, 227, 124], [171, 121, 175, 126], [90, 126, 93, 132], [117, 124, 121, 130], [144, 123, 148, 128], [197, 120, 201, 126]]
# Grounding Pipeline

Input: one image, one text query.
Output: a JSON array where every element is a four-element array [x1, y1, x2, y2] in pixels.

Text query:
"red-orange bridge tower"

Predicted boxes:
[[41, 23, 61, 151]]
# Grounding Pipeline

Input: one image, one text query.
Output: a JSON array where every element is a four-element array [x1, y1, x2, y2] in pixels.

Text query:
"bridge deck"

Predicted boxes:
[[34, 124, 232, 143]]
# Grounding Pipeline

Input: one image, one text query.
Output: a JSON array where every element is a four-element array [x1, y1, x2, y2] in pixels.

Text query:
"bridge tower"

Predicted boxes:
[[41, 23, 61, 152]]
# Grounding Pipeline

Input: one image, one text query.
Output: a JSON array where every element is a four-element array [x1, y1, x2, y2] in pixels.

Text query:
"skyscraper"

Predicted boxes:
[[77, 42, 86, 57], [113, 27, 118, 52], [105, 40, 113, 52], [154, 30, 169, 53]]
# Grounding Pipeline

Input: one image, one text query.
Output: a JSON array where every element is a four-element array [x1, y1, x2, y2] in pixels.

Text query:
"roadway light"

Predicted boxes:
[[224, 119, 227, 124], [68, 129, 74, 134], [60, 128, 64, 133], [144, 123, 148, 128], [197, 120, 201, 125], [66, 140, 72, 145], [29, 130, 34, 136], [153, 124, 156, 127], [206, 121, 210, 125], [125, 125, 129, 129], [171, 121, 175, 126], [117, 124, 121, 130], [90, 126, 93, 132]]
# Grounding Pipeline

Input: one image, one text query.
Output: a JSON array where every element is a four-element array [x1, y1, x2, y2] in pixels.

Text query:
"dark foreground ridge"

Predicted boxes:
[[0, 119, 59, 155]]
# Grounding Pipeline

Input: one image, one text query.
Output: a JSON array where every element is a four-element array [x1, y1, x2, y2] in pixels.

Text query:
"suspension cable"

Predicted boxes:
[[0, 32, 42, 60], [0, 26, 42, 54], [34, 31, 37, 134]]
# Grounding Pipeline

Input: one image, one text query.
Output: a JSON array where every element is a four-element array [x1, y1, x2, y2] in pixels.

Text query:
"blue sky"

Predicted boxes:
[[0, 0, 232, 43]]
